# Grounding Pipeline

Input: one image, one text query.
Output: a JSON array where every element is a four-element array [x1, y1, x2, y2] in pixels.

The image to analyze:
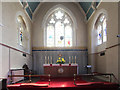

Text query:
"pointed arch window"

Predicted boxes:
[[96, 14, 107, 45], [17, 15, 26, 46], [46, 8, 73, 47], [17, 15, 29, 49]]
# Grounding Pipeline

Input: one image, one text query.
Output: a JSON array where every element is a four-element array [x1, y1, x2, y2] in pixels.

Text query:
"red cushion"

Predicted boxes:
[[76, 82, 104, 86], [90, 82, 104, 85], [20, 83, 48, 87], [7, 84, 20, 87], [76, 82, 92, 86]]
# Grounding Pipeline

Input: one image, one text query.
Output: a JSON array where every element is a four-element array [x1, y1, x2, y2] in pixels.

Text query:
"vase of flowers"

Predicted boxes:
[[56, 57, 65, 64], [56, 53, 65, 64]]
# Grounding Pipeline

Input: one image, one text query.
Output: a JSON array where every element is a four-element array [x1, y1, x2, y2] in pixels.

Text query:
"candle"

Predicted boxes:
[[51, 56, 52, 64], [72, 56, 73, 64], [48, 56, 49, 64], [75, 56, 76, 64], [45, 56, 47, 64], [69, 56, 71, 64]]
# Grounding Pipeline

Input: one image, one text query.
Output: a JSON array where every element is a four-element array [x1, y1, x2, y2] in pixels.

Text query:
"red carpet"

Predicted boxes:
[[7, 77, 119, 90], [36, 77, 86, 87]]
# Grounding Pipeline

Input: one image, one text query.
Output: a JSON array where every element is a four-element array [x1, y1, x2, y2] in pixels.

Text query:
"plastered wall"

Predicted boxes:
[[32, 2, 87, 48], [87, 2, 119, 79], [0, 1, 32, 81], [2, 2, 32, 53], [118, 1, 120, 81], [0, 1, 2, 82]]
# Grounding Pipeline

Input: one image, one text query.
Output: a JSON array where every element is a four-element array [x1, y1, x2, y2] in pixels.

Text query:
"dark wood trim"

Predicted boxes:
[[96, 50, 106, 55], [0, 43, 31, 55], [106, 43, 120, 49], [8, 75, 50, 77], [10, 69, 25, 71], [89, 43, 120, 55], [89, 50, 106, 55]]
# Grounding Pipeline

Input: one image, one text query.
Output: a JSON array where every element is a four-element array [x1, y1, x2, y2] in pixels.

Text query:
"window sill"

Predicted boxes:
[[32, 47, 87, 51]]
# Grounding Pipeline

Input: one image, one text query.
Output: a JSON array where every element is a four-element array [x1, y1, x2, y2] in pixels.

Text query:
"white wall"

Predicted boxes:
[[87, 2, 119, 79], [10, 49, 32, 69], [1, 45, 32, 78], [118, 1, 120, 82], [2, 46, 9, 78], [2, 2, 32, 54], [32, 2, 87, 48], [0, 2, 32, 83], [0, 1, 2, 80], [88, 2, 118, 53], [0, 2, 3, 89]]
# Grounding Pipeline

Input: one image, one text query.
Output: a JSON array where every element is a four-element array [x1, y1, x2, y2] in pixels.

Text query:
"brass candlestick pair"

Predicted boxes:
[[45, 56, 52, 64], [69, 56, 77, 64], [45, 55, 77, 64]]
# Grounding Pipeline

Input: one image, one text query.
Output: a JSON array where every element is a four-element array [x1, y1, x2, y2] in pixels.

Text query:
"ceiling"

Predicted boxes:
[[20, 0, 101, 21], [79, 1, 100, 20]]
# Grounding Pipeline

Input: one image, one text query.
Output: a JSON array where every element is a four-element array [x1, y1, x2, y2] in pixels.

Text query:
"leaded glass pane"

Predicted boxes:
[[55, 21, 64, 47], [100, 15, 105, 22], [103, 19, 107, 42], [19, 27, 23, 46], [65, 38, 72, 47], [17, 16, 25, 46], [50, 18, 55, 24], [96, 14, 107, 45], [64, 18, 69, 24], [47, 25, 54, 47], [65, 25, 72, 38], [55, 10, 64, 19], [65, 25, 72, 46], [97, 25, 102, 45]]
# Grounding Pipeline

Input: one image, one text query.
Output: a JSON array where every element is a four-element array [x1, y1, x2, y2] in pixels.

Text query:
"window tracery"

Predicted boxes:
[[46, 8, 73, 47]]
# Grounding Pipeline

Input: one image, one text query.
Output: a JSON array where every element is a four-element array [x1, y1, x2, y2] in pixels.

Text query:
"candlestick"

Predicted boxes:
[[69, 56, 71, 64], [72, 56, 73, 64], [75, 56, 76, 64], [48, 56, 49, 64], [51, 56, 52, 64], [45, 56, 47, 64]]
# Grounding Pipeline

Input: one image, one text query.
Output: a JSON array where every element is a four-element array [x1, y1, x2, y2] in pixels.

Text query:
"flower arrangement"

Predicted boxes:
[[56, 57, 65, 64]]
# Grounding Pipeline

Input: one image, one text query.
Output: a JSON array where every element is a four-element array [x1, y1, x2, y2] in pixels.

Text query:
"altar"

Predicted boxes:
[[43, 64, 78, 77]]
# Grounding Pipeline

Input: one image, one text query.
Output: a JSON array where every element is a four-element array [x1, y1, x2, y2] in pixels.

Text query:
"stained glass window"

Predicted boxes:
[[65, 25, 72, 46], [97, 25, 102, 45], [47, 25, 54, 47], [103, 19, 107, 42], [17, 15, 26, 46], [46, 8, 73, 47], [96, 14, 107, 45]]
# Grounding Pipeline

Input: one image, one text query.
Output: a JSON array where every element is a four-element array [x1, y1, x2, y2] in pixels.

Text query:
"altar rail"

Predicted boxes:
[[9, 69, 24, 84], [73, 73, 119, 85], [8, 74, 51, 85]]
